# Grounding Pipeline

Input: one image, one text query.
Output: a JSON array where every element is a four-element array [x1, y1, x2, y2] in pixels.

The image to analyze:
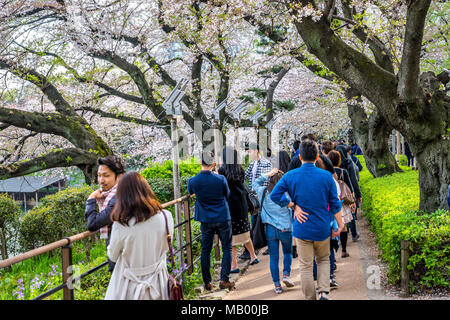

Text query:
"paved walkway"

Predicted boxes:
[[196, 212, 391, 300], [223, 235, 368, 300]]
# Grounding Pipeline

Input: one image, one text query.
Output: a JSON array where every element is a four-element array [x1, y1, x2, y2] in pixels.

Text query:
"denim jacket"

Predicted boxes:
[[252, 175, 293, 232]]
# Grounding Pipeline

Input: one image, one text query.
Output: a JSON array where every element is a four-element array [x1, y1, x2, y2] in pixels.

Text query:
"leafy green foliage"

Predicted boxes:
[[357, 156, 449, 291], [398, 154, 408, 166], [273, 99, 296, 111], [141, 158, 201, 203], [0, 194, 21, 229], [0, 194, 22, 259], [0, 241, 109, 300], [19, 185, 94, 250]]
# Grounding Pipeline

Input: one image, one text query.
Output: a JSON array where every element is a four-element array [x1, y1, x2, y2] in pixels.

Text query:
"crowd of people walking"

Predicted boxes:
[[83, 134, 365, 300]]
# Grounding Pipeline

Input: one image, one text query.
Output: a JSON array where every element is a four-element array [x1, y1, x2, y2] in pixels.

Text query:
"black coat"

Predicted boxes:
[[85, 197, 116, 272], [218, 167, 250, 235]]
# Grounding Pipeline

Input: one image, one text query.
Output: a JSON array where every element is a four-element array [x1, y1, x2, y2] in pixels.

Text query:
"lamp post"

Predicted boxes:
[[162, 78, 187, 282], [266, 116, 277, 151], [283, 123, 292, 153], [250, 107, 267, 157], [212, 97, 228, 167], [230, 101, 249, 162]]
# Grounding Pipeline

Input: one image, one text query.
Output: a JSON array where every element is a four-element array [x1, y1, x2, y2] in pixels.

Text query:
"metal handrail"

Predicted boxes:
[[0, 194, 192, 270], [0, 193, 218, 300], [0, 231, 96, 269]]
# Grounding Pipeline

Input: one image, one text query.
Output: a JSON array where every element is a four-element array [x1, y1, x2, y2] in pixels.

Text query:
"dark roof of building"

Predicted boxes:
[[0, 176, 65, 193]]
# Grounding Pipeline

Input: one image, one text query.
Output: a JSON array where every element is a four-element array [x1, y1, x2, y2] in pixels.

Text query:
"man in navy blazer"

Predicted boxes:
[[187, 151, 235, 291]]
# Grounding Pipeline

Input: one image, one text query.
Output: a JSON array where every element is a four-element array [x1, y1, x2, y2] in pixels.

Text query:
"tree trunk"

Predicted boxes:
[[0, 225, 8, 260], [348, 103, 402, 177], [0, 224, 11, 271], [410, 135, 450, 212], [288, 6, 449, 212]]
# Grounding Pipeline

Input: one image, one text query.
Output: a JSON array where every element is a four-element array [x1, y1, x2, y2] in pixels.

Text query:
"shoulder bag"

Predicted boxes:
[[252, 188, 268, 250], [162, 210, 183, 300], [337, 170, 355, 206]]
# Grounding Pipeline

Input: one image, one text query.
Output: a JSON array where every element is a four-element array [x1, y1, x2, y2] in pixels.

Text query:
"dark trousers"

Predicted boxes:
[[407, 155, 414, 167], [200, 221, 232, 284]]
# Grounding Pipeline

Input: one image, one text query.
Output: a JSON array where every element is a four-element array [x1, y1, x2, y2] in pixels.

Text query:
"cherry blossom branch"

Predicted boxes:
[[0, 147, 99, 180], [340, 0, 395, 73], [76, 106, 170, 128], [0, 57, 77, 117]]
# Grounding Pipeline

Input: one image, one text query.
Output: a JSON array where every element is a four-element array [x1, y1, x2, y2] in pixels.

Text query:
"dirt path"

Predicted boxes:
[[223, 213, 391, 300]]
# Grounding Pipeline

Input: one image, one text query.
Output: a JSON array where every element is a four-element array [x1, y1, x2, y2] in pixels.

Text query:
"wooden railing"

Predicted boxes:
[[0, 194, 221, 300]]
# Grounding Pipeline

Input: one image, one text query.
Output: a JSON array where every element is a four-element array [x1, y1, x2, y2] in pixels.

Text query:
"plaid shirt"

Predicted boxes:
[[245, 157, 272, 190]]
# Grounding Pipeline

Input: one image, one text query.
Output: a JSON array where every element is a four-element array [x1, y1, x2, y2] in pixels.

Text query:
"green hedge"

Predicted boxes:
[[357, 156, 450, 292], [19, 185, 94, 250], [0, 194, 22, 259], [141, 157, 201, 204]]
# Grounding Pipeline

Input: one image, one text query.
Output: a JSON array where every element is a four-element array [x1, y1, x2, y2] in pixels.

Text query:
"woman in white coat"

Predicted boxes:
[[105, 171, 174, 300]]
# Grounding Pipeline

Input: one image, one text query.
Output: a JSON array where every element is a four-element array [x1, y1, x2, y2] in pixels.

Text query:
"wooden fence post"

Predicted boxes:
[[401, 240, 410, 297], [61, 243, 74, 300]]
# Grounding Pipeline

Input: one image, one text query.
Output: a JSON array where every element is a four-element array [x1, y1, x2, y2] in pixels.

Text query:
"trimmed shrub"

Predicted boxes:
[[141, 157, 201, 204], [357, 156, 449, 291], [19, 185, 94, 250], [0, 194, 22, 259], [398, 154, 408, 166]]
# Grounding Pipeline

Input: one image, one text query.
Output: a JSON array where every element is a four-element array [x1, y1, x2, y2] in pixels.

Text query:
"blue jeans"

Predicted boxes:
[[200, 221, 232, 284], [265, 224, 293, 287]]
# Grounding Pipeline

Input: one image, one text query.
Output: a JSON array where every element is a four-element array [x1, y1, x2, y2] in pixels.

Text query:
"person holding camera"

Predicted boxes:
[[85, 155, 126, 273]]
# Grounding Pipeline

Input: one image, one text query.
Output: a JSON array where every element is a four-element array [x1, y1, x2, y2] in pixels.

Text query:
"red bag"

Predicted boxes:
[[162, 211, 184, 300]]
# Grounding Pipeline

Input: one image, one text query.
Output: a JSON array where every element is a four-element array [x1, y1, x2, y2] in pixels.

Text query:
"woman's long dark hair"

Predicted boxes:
[[219, 147, 245, 184], [276, 151, 291, 173], [335, 145, 348, 169], [110, 171, 162, 226], [267, 171, 284, 193]]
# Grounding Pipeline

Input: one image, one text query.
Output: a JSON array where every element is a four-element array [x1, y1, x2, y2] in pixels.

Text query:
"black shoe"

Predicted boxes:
[[352, 233, 360, 242], [262, 248, 270, 255], [239, 252, 250, 260]]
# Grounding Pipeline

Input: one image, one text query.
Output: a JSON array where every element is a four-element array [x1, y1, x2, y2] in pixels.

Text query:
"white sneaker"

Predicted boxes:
[[282, 276, 295, 288]]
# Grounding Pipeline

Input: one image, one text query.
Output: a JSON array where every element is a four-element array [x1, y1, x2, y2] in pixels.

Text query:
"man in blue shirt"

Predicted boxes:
[[271, 139, 344, 300], [187, 151, 234, 291]]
